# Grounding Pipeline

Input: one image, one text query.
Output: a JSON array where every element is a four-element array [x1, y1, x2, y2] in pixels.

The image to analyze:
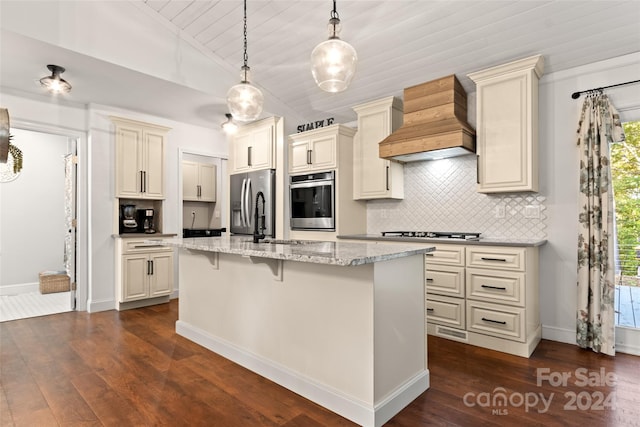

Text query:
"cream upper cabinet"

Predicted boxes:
[[468, 55, 544, 193], [112, 117, 170, 199], [352, 96, 404, 199], [288, 127, 340, 173], [230, 117, 276, 173], [183, 161, 216, 202]]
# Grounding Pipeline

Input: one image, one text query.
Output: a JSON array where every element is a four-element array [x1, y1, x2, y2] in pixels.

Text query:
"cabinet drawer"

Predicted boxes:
[[425, 265, 465, 297], [466, 268, 525, 307], [466, 246, 525, 271], [426, 294, 465, 329], [467, 301, 525, 342], [123, 239, 172, 254], [424, 245, 464, 266]]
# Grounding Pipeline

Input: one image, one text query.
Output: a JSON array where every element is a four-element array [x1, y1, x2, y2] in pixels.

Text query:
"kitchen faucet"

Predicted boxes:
[[253, 191, 266, 243]]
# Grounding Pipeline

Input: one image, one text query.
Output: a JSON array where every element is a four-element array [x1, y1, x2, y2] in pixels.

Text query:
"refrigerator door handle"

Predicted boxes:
[[240, 178, 247, 227], [245, 178, 252, 229]]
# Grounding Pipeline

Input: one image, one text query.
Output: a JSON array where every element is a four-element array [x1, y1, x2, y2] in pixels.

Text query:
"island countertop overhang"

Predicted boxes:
[[154, 235, 434, 266]]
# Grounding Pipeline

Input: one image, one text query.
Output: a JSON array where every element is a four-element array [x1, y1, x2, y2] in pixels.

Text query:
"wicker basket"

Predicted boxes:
[[39, 272, 70, 294]]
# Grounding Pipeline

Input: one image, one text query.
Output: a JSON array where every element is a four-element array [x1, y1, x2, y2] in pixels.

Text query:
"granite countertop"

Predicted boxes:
[[337, 234, 547, 247], [155, 235, 435, 266]]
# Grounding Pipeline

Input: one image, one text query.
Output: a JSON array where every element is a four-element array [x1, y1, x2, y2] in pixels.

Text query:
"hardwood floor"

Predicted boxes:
[[1, 300, 639, 426]]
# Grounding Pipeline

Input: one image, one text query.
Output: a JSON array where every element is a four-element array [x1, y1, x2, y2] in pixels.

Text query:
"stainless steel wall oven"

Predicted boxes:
[[290, 171, 335, 231]]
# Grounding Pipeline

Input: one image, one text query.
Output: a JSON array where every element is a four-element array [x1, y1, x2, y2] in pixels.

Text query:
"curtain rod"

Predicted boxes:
[[571, 79, 640, 99]]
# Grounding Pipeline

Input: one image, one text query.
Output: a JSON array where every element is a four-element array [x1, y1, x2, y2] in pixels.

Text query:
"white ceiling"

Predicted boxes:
[[1, 1, 639, 129]]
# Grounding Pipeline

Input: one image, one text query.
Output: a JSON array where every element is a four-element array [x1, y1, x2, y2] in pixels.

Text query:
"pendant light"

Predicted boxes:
[[226, 0, 263, 122], [39, 64, 72, 94], [221, 113, 238, 134], [310, 0, 357, 93]]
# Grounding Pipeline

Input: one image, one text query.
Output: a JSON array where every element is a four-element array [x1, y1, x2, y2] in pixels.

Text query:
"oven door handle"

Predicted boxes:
[[290, 179, 334, 189]]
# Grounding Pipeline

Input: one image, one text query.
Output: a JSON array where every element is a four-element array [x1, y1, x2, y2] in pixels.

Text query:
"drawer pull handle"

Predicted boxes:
[[425, 253, 434, 257], [481, 317, 506, 325], [427, 308, 434, 312], [426, 278, 434, 282], [481, 257, 507, 262], [134, 245, 165, 249], [481, 284, 506, 290]]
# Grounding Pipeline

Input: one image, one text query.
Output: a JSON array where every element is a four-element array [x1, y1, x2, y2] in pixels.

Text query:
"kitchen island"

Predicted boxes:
[[159, 235, 434, 427]]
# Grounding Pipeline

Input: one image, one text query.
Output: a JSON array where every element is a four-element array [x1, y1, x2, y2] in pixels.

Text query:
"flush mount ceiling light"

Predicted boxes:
[[310, 0, 357, 93], [221, 113, 238, 134], [39, 64, 72, 94], [226, 0, 263, 122]]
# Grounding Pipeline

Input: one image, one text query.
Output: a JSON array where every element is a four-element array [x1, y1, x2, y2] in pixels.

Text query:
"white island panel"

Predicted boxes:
[[167, 236, 432, 427]]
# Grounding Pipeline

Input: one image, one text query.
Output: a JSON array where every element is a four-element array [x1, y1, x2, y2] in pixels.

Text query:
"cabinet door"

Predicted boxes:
[[143, 130, 165, 199], [289, 139, 311, 173], [182, 161, 199, 201], [199, 164, 217, 202], [149, 252, 173, 297], [232, 133, 251, 173], [355, 111, 391, 198], [309, 135, 337, 171], [249, 124, 274, 170], [122, 254, 149, 302], [115, 125, 143, 198]]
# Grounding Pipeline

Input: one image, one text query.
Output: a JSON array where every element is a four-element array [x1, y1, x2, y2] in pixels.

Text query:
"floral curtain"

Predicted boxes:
[[576, 92, 625, 356]]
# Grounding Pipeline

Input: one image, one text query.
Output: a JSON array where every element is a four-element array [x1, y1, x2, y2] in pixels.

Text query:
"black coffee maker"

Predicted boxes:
[[119, 204, 138, 233], [137, 209, 156, 234]]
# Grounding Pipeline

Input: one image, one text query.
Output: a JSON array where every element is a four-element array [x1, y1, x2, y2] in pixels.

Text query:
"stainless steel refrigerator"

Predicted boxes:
[[230, 169, 276, 236]]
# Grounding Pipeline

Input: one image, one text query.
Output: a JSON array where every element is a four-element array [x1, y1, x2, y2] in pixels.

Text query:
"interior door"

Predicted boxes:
[[64, 144, 77, 309]]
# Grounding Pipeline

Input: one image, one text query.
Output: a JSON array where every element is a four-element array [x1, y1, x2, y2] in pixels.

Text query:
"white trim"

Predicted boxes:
[[176, 320, 429, 427], [615, 327, 640, 356], [0, 282, 39, 296], [87, 298, 115, 313], [542, 325, 576, 345]]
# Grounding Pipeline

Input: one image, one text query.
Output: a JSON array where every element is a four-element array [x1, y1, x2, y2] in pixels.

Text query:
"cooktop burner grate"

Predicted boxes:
[[381, 231, 481, 240]]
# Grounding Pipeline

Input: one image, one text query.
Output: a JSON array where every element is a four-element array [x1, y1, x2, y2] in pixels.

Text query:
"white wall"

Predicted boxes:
[[537, 52, 640, 344], [0, 129, 69, 291]]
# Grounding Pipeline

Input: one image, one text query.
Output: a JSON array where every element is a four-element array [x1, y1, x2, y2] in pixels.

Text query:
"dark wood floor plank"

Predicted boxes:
[[2, 299, 639, 427]]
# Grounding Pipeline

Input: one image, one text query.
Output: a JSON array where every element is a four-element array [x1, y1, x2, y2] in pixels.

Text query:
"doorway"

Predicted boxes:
[[0, 128, 78, 321]]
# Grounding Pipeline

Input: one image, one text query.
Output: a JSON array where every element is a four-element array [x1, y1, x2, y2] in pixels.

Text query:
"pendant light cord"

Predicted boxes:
[[331, 0, 339, 19], [243, 0, 248, 68], [329, 0, 340, 39]]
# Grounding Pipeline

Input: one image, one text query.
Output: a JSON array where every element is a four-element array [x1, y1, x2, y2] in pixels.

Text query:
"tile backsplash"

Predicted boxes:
[[366, 155, 547, 239]]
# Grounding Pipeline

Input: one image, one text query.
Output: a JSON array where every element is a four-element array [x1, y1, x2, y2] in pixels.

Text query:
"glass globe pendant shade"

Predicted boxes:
[[226, 66, 263, 122], [311, 17, 357, 93]]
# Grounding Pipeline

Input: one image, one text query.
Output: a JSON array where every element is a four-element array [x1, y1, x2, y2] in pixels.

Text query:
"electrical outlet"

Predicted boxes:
[[524, 205, 540, 219], [495, 204, 506, 218]]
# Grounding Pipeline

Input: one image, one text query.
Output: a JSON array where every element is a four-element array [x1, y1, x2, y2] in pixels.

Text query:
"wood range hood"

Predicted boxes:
[[379, 75, 476, 162]]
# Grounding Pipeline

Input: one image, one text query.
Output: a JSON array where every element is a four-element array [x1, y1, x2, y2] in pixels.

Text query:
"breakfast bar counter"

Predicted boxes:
[[159, 236, 434, 427]]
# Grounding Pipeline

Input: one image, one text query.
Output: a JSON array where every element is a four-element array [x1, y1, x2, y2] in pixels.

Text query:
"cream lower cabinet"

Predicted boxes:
[[426, 243, 540, 357], [468, 55, 544, 193], [116, 238, 174, 310]]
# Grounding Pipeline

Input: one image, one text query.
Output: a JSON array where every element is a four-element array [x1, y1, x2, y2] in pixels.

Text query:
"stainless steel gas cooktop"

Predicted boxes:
[[380, 231, 481, 240]]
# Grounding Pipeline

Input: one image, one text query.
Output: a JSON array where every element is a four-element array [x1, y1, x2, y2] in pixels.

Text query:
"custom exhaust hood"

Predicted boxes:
[[379, 75, 476, 162]]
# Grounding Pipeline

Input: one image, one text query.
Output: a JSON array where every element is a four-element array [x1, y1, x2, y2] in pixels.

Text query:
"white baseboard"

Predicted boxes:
[[176, 320, 429, 427], [615, 327, 640, 356], [542, 324, 640, 356], [87, 298, 115, 313], [0, 282, 39, 296], [541, 324, 576, 345]]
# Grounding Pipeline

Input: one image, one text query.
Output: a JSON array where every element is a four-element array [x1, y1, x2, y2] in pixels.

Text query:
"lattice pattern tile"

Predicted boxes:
[[367, 156, 547, 239]]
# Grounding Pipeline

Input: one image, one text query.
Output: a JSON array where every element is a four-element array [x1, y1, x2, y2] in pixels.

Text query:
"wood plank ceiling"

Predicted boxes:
[[137, 0, 640, 124]]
